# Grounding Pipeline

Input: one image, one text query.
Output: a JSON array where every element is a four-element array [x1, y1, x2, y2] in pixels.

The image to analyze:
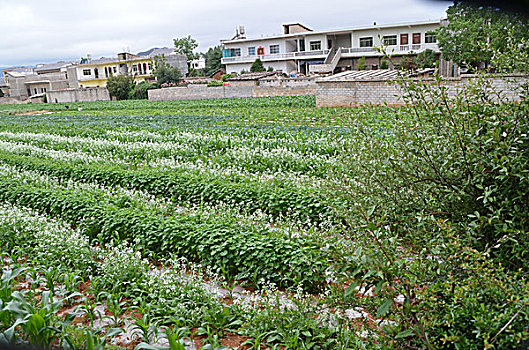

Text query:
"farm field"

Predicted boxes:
[[0, 90, 528, 349]]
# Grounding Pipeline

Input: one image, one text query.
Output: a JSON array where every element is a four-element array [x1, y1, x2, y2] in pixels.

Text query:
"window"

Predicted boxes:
[[248, 47, 255, 55], [359, 37, 373, 47], [425, 32, 436, 43], [413, 33, 421, 44], [400, 34, 408, 45], [299, 39, 305, 52], [310, 41, 321, 51], [83, 69, 91, 76], [113, 67, 117, 73], [270, 45, 280, 54], [383, 35, 397, 46], [222, 48, 241, 57]]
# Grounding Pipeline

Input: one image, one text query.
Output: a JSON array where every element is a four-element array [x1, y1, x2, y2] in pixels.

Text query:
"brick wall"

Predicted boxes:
[[316, 75, 529, 107]]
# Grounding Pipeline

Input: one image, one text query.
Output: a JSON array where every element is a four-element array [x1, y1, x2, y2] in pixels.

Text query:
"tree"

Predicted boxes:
[[204, 45, 224, 77], [416, 49, 437, 69], [491, 35, 529, 73], [106, 74, 135, 100], [250, 58, 265, 72], [153, 55, 182, 85], [173, 35, 198, 62], [436, 1, 529, 70], [357, 56, 366, 70]]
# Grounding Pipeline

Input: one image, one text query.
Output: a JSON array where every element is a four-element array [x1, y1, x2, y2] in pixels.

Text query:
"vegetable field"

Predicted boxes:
[[1, 88, 528, 349]]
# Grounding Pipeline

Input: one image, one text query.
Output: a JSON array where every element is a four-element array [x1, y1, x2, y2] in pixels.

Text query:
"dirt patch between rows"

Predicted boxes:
[[15, 110, 53, 116]]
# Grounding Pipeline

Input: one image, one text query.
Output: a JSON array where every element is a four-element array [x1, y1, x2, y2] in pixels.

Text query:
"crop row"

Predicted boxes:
[[0, 146, 343, 226], [0, 162, 332, 290]]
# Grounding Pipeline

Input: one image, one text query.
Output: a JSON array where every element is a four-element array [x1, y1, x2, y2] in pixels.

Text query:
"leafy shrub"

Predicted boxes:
[[380, 60, 389, 69], [106, 74, 135, 100], [132, 81, 158, 100], [207, 80, 223, 87], [221, 74, 233, 82], [250, 59, 265, 73]]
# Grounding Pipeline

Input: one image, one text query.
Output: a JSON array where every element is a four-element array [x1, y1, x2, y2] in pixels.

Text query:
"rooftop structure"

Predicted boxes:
[[221, 19, 442, 75]]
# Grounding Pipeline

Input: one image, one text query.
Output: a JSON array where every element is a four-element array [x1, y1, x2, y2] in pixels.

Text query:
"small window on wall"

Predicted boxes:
[[425, 32, 437, 43], [310, 41, 321, 51], [413, 33, 421, 44], [270, 45, 280, 54], [400, 34, 408, 45], [257, 46, 265, 55], [248, 47, 255, 55], [83, 69, 91, 76], [359, 37, 373, 47], [383, 35, 397, 46], [234, 48, 241, 56]]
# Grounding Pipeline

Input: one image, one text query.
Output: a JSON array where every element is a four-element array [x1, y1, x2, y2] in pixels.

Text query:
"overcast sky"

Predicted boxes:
[[0, 0, 451, 68]]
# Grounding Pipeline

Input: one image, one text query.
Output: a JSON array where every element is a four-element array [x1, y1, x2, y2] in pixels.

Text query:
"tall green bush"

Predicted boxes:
[[106, 74, 135, 100], [250, 59, 265, 73]]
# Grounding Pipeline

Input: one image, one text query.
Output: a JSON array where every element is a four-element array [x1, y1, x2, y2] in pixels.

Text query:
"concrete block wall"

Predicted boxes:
[[148, 84, 315, 101], [47, 87, 110, 103], [316, 75, 529, 107]]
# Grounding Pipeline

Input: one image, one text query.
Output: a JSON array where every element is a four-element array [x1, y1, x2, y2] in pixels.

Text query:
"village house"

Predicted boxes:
[[3, 62, 78, 100], [221, 20, 446, 76], [76, 48, 188, 88]]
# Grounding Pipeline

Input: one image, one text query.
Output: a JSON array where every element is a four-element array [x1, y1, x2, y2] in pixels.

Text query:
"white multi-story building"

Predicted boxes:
[[221, 20, 441, 75]]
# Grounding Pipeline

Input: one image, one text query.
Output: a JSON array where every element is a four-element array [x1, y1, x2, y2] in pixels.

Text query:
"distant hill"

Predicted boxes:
[[136, 48, 161, 56]]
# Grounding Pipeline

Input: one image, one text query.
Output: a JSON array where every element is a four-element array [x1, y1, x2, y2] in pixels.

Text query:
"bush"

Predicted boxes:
[[357, 56, 366, 70], [207, 80, 223, 87], [335, 73, 529, 349], [380, 60, 389, 69], [131, 81, 158, 99], [221, 74, 233, 82], [417, 49, 437, 69], [250, 58, 265, 72], [106, 74, 135, 100], [153, 55, 182, 85]]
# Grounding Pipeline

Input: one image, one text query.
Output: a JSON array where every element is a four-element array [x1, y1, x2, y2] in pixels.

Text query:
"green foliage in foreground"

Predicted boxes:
[[332, 74, 529, 349]]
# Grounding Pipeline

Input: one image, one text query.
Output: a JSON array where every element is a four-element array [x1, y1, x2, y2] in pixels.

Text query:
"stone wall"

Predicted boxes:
[[315, 74, 529, 107], [46, 87, 110, 103]]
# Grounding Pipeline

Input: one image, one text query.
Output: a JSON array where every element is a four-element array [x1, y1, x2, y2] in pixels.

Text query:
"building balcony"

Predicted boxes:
[[222, 43, 439, 65], [221, 50, 330, 64]]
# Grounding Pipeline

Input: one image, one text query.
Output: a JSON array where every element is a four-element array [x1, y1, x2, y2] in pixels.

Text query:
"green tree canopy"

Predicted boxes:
[[173, 36, 199, 62], [106, 74, 135, 100], [153, 55, 182, 85], [436, 1, 529, 70], [416, 49, 437, 69], [204, 45, 224, 77], [250, 58, 265, 73]]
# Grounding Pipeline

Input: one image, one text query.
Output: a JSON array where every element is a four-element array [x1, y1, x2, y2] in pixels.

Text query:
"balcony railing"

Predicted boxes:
[[221, 44, 438, 64]]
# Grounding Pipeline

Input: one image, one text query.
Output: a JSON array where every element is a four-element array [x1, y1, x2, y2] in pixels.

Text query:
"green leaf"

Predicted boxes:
[[376, 299, 393, 318]]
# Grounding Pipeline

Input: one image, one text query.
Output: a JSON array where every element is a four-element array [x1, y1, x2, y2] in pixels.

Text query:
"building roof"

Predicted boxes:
[[146, 48, 175, 58], [223, 19, 442, 44], [35, 61, 75, 73], [320, 69, 402, 81], [227, 72, 276, 81]]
